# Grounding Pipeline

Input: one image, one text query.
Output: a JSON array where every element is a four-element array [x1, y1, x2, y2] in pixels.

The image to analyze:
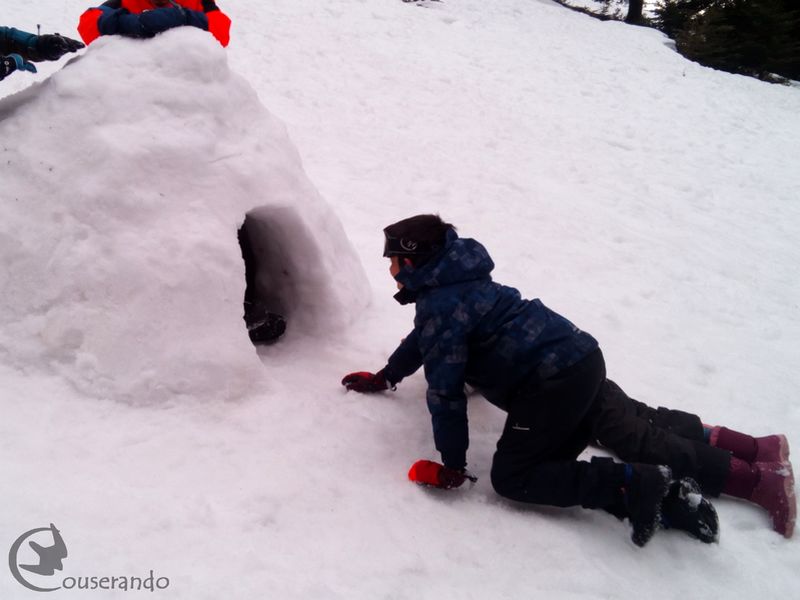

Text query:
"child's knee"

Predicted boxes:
[[490, 455, 520, 499]]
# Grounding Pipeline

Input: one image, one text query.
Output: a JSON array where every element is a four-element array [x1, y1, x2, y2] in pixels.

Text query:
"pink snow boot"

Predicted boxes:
[[710, 426, 789, 464], [723, 457, 796, 538]]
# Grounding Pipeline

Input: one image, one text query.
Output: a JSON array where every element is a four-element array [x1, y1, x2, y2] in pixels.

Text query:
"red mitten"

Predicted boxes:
[[341, 370, 389, 393], [206, 9, 231, 47], [408, 460, 475, 489]]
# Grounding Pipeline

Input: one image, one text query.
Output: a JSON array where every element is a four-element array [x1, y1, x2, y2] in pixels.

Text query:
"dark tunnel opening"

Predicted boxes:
[[238, 214, 287, 345]]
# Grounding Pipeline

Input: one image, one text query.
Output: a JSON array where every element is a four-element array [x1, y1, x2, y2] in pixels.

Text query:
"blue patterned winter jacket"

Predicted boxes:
[[383, 228, 598, 469]]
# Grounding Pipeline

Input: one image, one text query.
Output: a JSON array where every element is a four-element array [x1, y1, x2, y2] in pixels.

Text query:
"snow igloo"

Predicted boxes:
[[0, 29, 369, 403]]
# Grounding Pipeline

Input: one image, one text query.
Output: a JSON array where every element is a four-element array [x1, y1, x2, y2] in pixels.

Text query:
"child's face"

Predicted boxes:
[[389, 256, 404, 290]]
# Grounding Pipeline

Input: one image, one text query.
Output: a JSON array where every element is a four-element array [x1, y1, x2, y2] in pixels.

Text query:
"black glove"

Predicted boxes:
[[341, 370, 390, 393], [660, 477, 719, 544], [1, 55, 18, 80], [1, 54, 37, 80], [35, 34, 85, 61]]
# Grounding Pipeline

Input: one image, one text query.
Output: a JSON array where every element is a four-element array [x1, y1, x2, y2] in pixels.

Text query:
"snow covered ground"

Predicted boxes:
[[2, 1, 799, 598]]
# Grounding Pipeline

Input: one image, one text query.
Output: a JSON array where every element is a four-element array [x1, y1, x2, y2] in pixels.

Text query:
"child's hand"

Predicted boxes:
[[1, 53, 37, 78], [408, 459, 477, 489], [341, 370, 390, 393], [35, 34, 85, 61]]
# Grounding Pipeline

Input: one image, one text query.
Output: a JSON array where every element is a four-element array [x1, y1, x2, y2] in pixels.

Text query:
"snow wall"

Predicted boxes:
[[0, 29, 369, 403]]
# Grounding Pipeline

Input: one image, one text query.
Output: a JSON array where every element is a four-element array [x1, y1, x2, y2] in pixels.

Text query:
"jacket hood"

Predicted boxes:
[[394, 228, 494, 298]]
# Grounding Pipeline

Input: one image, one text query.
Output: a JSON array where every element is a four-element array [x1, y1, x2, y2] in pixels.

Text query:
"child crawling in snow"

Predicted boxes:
[[342, 214, 795, 546]]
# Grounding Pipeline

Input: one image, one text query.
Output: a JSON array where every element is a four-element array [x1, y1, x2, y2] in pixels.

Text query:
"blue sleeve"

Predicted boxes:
[[97, 6, 208, 39], [0, 26, 38, 58], [184, 10, 209, 30], [383, 330, 423, 386], [416, 295, 473, 469]]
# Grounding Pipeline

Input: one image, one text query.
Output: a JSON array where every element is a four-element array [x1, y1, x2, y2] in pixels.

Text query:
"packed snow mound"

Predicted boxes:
[[0, 29, 369, 403]]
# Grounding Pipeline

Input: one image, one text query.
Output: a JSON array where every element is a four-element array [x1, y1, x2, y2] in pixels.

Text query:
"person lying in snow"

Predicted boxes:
[[78, 0, 231, 48], [1, 26, 84, 82], [342, 214, 795, 546]]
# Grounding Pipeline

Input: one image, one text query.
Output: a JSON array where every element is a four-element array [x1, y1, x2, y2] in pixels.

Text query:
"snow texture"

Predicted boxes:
[[1, 0, 799, 599]]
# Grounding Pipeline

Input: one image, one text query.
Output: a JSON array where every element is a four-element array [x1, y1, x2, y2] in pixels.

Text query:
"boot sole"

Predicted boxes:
[[752, 461, 796, 538], [781, 462, 796, 539], [778, 435, 790, 463]]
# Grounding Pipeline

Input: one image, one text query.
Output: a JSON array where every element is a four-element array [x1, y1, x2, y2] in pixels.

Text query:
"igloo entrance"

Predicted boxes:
[[238, 206, 332, 345], [239, 214, 287, 345]]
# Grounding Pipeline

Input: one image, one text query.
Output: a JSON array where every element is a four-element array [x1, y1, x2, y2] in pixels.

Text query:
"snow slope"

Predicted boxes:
[[2, 1, 799, 598]]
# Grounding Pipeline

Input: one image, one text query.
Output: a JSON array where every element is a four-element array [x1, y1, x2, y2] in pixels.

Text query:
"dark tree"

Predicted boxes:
[[653, 0, 714, 38], [625, 0, 645, 23], [655, 0, 800, 81]]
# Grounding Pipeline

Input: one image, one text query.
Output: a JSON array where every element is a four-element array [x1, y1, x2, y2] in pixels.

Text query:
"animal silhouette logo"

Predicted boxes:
[[8, 524, 68, 592]]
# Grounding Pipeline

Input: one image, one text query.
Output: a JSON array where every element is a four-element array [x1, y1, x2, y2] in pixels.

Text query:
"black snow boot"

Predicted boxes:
[[244, 301, 286, 345], [623, 464, 672, 547], [660, 477, 720, 543], [248, 313, 286, 344]]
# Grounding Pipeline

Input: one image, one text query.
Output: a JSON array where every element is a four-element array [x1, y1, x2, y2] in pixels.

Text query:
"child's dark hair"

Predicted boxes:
[[383, 214, 455, 267]]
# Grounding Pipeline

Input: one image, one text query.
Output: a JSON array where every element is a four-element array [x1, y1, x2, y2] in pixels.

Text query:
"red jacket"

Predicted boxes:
[[79, 0, 231, 47]]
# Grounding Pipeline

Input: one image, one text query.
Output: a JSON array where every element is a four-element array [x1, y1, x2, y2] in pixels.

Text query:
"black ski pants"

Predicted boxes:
[[589, 378, 730, 495], [490, 349, 731, 511]]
